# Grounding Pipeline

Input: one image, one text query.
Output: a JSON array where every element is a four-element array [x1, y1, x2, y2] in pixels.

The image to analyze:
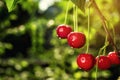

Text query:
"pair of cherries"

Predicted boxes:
[[77, 52, 120, 71], [56, 24, 86, 48]]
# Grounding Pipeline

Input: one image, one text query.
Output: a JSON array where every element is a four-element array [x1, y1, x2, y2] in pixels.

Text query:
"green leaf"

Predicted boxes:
[[5, 0, 14, 12], [5, 0, 18, 12], [71, 0, 86, 12]]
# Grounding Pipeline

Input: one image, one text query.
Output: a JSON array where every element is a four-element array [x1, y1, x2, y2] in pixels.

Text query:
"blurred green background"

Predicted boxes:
[[0, 0, 120, 80]]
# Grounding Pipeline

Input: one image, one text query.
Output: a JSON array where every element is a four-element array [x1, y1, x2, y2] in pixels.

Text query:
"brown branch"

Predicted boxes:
[[90, 0, 118, 51]]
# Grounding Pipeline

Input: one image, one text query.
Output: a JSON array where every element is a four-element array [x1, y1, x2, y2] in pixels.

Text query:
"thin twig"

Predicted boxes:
[[90, 0, 118, 51]]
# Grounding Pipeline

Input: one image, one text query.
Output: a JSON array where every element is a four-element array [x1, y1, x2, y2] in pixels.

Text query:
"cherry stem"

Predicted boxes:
[[109, 22, 116, 49], [90, 0, 118, 52], [64, 0, 70, 25], [73, 5, 76, 31], [95, 49, 102, 80], [75, 6, 78, 32], [73, 5, 78, 32], [103, 36, 108, 55], [86, 7, 90, 53]]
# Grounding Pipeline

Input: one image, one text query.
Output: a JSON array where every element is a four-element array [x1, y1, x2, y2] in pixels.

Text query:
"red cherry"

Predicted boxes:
[[67, 32, 86, 48], [96, 55, 111, 70], [56, 24, 72, 39], [107, 52, 120, 65], [77, 53, 95, 71]]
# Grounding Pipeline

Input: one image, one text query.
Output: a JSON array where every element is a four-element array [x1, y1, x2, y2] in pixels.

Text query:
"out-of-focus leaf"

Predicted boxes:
[[71, 0, 85, 12], [5, 0, 18, 12], [5, 0, 14, 12]]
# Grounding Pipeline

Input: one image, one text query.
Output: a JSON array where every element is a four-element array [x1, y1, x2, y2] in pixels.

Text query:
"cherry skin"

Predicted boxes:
[[56, 24, 72, 39], [96, 55, 111, 70], [107, 52, 120, 65], [76, 53, 95, 71], [67, 32, 86, 48]]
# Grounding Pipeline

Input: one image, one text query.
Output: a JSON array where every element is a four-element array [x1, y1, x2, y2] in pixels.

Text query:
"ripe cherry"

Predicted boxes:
[[107, 52, 120, 65], [96, 55, 111, 70], [56, 24, 72, 39], [76, 53, 95, 71], [67, 32, 86, 48]]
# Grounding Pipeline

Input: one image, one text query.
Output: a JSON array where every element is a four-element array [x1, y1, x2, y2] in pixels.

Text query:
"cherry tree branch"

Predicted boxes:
[[90, 0, 118, 51]]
